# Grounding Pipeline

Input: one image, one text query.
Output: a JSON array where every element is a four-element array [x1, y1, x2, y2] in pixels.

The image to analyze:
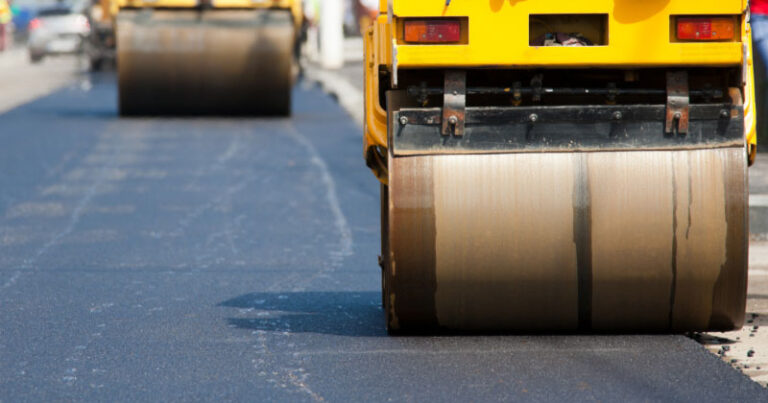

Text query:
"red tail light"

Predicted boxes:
[[676, 17, 735, 41], [28, 18, 41, 31], [403, 19, 461, 44]]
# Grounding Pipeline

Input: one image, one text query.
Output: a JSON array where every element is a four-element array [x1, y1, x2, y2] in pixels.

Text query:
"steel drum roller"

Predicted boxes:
[[117, 9, 294, 116], [383, 147, 747, 332]]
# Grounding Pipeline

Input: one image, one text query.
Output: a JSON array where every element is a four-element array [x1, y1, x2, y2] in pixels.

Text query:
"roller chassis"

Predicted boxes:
[[391, 105, 745, 155], [370, 1, 755, 334]]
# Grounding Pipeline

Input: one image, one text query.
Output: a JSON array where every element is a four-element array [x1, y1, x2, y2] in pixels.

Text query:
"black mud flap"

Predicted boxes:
[[390, 104, 744, 156]]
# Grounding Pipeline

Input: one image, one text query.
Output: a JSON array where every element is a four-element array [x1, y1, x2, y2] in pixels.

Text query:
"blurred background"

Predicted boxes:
[[0, 0, 376, 65], [0, 0, 373, 113]]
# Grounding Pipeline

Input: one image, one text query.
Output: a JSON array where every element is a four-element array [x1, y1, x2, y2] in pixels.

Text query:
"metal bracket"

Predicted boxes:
[[512, 81, 522, 106], [442, 70, 466, 136], [416, 81, 429, 106], [728, 87, 743, 107], [531, 74, 543, 103], [665, 71, 690, 134], [726, 87, 743, 121], [606, 82, 618, 105]]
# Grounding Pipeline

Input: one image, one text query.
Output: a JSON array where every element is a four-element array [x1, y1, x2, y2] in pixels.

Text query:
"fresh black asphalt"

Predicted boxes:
[[0, 74, 765, 401]]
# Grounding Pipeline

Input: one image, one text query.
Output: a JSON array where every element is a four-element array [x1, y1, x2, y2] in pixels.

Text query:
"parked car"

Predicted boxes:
[[28, 0, 89, 63]]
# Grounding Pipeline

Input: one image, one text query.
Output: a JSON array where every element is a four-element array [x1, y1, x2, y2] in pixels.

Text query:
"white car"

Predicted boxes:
[[28, 1, 89, 63]]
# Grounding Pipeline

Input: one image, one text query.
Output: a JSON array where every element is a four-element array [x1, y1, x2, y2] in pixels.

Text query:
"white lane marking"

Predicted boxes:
[[217, 136, 241, 164], [246, 123, 356, 402], [286, 368, 325, 402], [1, 122, 147, 290], [1, 150, 111, 290], [154, 136, 252, 242], [286, 124, 354, 264]]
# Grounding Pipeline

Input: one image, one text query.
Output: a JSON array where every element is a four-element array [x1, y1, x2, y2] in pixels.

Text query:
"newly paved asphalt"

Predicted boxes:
[[0, 74, 766, 402]]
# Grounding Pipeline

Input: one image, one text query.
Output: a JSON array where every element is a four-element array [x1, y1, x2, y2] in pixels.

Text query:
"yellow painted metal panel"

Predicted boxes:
[[393, 0, 743, 15], [390, 0, 745, 67], [364, 24, 389, 183], [365, 16, 392, 143], [363, 0, 757, 180], [743, 22, 757, 158]]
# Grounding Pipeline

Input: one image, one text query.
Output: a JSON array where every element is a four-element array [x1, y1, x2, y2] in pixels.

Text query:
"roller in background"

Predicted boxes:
[[364, 1, 757, 333], [109, 0, 302, 116]]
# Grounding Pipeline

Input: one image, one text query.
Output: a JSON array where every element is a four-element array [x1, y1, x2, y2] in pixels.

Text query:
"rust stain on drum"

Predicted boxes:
[[386, 147, 747, 332], [389, 156, 438, 329], [671, 150, 728, 330], [572, 154, 593, 330], [708, 147, 748, 330], [431, 154, 579, 331]]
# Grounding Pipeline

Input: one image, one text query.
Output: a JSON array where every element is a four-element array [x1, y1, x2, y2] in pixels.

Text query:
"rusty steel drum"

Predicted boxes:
[[382, 148, 748, 333]]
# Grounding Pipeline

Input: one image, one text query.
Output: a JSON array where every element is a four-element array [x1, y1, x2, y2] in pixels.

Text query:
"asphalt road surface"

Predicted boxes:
[[0, 73, 766, 402]]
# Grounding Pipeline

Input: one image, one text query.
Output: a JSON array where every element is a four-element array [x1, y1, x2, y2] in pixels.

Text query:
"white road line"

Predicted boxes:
[[1, 123, 144, 290], [2, 149, 111, 290], [286, 124, 354, 266]]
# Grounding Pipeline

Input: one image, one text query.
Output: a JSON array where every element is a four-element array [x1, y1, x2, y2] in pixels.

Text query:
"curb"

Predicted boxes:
[[303, 66, 364, 128]]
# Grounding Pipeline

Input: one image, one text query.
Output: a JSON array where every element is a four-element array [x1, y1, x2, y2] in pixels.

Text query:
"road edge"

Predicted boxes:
[[303, 66, 364, 128]]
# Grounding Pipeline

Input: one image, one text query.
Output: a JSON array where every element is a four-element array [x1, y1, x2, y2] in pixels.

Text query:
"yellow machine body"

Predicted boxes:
[[365, 0, 756, 181], [367, 0, 755, 333], [391, 1, 744, 67]]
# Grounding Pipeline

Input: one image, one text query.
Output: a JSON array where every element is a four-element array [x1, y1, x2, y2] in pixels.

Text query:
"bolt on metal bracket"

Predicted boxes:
[[665, 71, 690, 135], [442, 70, 466, 136]]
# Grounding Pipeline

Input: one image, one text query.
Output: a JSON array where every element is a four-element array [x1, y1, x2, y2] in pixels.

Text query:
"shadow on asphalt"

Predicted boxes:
[[220, 291, 763, 338], [219, 291, 387, 337]]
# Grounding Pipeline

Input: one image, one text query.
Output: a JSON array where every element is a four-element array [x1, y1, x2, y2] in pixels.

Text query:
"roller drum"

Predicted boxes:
[[383, 148, 748, 333], [117, 9, 294, 116]]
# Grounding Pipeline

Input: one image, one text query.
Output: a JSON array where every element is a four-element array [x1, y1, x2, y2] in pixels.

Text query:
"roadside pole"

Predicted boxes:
[[320, 0, 344, 69]]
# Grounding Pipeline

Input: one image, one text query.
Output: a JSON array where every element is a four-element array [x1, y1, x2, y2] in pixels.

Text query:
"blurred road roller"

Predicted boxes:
[[114, 0, 302, 115], [364, 0, 757, 333]]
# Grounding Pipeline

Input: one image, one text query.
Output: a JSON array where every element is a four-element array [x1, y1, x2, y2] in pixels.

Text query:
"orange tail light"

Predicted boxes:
[[676, 17, 735, 41], [403, 19, 461, 44]]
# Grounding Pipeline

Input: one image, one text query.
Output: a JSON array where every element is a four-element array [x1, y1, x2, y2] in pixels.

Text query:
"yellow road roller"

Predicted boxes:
[[113, 0, 302, 115], [364, 0, 757, 333]]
